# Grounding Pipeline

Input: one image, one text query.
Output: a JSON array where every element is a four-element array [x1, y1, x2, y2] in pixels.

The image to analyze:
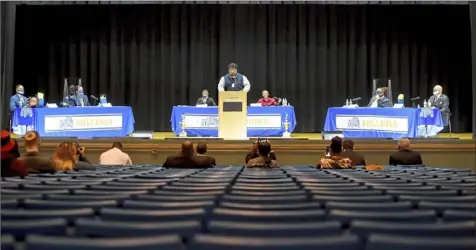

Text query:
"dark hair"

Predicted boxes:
[[112, 142, 123, 149], [343, 140, 354, 150], [196, 142, 207, 154], [257, 142, 272, 164], [69, 85, 77, 95], [330, 136, 343, 154], [228, 63, 238, 69]]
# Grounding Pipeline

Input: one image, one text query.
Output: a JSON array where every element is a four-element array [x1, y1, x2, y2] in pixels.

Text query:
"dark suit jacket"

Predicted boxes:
[[65, 95, 90, 107], [19, 152, 56, 174], [196, 154, 216, 166], [367, 96, 392, 108], [429, 94, 450, 126], [341, 150, 366, 166], [196, 97, 217, 106], [389, 149, 423, 166], [164, 155, 214, 169]]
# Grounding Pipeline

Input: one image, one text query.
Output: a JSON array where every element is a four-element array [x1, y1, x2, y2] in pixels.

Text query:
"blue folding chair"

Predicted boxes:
[[313, 195, 394, 203], [230, 190, 307, 197], [100, 208, 205, 222], [365, 234, 476, 250], [310, 190, 384, 196], [1, 200, 18, 209], [25, 234, 184, 250], [189, 234, 361, 250], [351, 220, 475, 238], [386, 190, 459, 197], [75, 218, 200, 239], [207, 220, 342, 237], [210, 208, 326, 223], [2, 218, 67, 239]]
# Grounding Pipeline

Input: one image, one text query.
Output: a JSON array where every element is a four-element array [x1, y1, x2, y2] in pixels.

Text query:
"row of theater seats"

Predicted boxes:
[[1, 165, 475, 250]]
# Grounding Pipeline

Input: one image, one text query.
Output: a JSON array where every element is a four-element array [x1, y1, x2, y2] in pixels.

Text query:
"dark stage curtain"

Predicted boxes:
[[0, 2, 17, 130], [471, 2, 476, 139], [14, 4, 472, 132]]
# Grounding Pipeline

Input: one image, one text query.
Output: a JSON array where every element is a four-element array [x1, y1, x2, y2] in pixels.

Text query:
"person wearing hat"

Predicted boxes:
[[217, 63, 251, 92], [9, 85, 28, 112], [1, 130, 28, 177], [18, 131, 56, 174]]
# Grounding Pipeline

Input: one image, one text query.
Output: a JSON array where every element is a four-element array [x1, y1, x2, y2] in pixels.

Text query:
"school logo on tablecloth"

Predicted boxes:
[[20, 107, 33, 118], [348, 117, 360, 129], [60, 117, 74, 129]]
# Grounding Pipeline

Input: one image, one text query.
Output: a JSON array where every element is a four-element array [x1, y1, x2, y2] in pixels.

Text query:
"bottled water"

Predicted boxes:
[[423, 99, 428, 108], [345, 99, 349, 107]]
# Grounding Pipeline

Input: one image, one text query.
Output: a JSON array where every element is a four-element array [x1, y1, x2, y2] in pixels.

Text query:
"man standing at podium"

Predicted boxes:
[[217, 63, 251, 92]]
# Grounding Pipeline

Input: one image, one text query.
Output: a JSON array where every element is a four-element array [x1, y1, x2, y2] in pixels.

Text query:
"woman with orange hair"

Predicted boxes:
[[53, 142, 78, 171]]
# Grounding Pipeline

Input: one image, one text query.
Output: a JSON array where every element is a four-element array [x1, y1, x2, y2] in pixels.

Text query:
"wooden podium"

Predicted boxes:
[[218, 91, 247, 139]]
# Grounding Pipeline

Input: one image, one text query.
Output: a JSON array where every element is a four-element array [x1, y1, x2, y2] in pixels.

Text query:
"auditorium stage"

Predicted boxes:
[[14, 132, 475, 170]]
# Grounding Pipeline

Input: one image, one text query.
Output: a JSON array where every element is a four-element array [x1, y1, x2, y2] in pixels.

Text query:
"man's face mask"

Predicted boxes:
[[433, 89, 440, 95], [17, 88, 24, 95], [376, 90, 383, 97], [202, 92, 208, 98], [77, 88, 84, 95]]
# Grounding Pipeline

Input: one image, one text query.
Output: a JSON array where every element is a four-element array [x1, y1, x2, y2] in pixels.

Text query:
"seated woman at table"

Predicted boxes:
[[317, 136, 353, 169], [246, 141, 279, 168], [367, 87, 392, 108], [258, 90, 278, 106], [53, 142, 93, 171]]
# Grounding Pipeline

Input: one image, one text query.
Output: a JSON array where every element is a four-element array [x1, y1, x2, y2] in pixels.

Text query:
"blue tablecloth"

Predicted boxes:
[[171, 106, 296, 137], [12, 107, 135, 138], [324, 107, 443, 139]]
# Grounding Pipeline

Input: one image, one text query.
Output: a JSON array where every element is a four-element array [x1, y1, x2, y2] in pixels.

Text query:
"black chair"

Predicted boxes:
[[99, 208, 205, 222], [189, 234, 361, 250], [220, 201, 322, 211], [443, 209, 476, 222], [2, 218, 67, 239], [328, 209, 437, 224], [325, 201, 413, 212], [365, 234, 476, 250], [25, 234, 184, 250], [207, 220, 342, 237], [2, 208, 94, 222], [210, 208, 326, 223], [75, 218, 200, 239], [351, 220, 475, 239]]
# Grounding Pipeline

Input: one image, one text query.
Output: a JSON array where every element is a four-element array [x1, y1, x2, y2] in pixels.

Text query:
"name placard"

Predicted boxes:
[[44, 114, 123, 132], [183, 114, 281, 129], [335, 115, 408, 132]]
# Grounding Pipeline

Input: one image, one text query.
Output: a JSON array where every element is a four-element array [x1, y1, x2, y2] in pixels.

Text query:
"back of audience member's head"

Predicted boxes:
[[397, 138, 411, 151], [343, 139, 354, 151], [53, 142, 77, 171], [196, 142, 207, 155], [257, 142, 273, 164], [1, 130, 19, 160], [182, 141, 194, 157], [24, 131, 40, 151], [112, 141, 123, 150], [330, 136, 343, 155]]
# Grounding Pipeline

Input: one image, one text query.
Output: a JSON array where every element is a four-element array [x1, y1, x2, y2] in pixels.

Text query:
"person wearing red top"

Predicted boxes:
[[257, 90, 277, 106], [1, 130, 28, 177]]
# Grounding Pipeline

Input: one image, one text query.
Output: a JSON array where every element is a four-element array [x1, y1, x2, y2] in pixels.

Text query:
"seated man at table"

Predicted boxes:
[[428, 85, 450, 130], [367, 87, 392, 108], [163, 141, 214, 169], [196, 89, 217, 106], [66, 85, 90, 107], [389, 138, 423, 166], [257, 90, 277, 106]]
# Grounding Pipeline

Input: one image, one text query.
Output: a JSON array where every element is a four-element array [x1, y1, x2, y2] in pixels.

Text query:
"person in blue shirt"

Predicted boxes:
[[65, 85, 90, 107], [9, 85, 28, 112], [217, 63, 251, 92]]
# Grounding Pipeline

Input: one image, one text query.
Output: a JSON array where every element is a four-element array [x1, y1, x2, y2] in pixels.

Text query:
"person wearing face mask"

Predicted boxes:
[[428, 85, 450, 128], [196, 89, 217, 106], [9, 85, 28, 112], [217, 63, 251, 92], [367, 87, 392, 108], [70, 86, 90, 107]]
